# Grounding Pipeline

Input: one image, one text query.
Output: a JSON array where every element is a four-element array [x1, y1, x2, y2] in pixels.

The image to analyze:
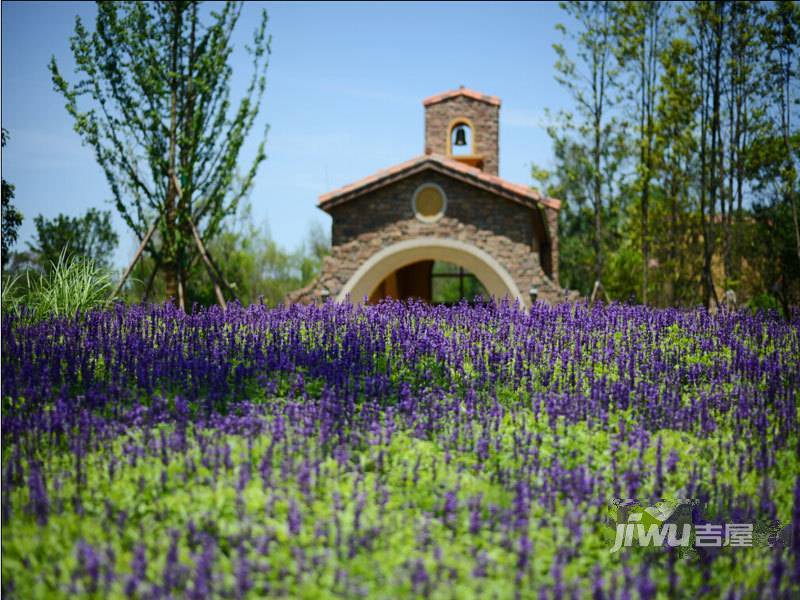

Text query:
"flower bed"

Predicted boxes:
[[2, 301, 799, 598]]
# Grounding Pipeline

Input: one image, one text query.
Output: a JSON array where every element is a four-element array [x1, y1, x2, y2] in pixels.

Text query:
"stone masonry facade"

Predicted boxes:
[[287, 88, 570, 306], [288, 169, 564, 305]]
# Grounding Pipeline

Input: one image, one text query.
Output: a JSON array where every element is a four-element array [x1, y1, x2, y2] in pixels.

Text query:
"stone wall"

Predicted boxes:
[[544, 206, 559, 286], [424, 96, 500, 175], [288, 170, 566, 305], [331, 171, 540, 249]]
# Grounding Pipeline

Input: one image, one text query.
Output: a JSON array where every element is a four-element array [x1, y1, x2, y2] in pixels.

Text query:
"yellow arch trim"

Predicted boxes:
[[446, 117, 477, 157], [337, 237, 525, 305]]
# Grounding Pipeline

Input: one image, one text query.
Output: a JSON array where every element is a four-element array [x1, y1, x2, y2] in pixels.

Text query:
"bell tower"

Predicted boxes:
[[423, 86, 501, 175]]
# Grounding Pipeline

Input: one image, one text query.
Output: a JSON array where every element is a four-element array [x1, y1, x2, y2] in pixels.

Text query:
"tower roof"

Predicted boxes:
[[422, 87, 501, 108]]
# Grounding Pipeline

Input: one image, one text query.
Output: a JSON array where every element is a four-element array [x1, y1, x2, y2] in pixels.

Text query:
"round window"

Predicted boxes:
[[412, 184, 447, 223]]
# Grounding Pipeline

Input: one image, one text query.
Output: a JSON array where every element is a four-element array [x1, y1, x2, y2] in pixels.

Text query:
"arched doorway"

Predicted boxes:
[[337, 237, 524, 305], [368, 260, 490, 304]]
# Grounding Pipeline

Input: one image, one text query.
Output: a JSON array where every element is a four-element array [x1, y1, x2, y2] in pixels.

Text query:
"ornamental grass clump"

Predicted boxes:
[[2, 250, 112, 320]]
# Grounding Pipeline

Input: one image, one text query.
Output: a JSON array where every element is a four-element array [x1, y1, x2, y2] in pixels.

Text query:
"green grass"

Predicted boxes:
[[2, 250, 113, 320]]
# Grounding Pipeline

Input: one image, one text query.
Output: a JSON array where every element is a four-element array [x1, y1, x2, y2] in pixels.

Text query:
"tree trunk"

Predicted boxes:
[[779, 16, 800, 266], [722, 59, 734, 287], [593, 114, 603, 284], [177, 2, 198, 305], [669, 154, 679, 306], [699, 20, 714, 309], [707, 4, 723, 309], [163, 3, 182, 306], [734, 68, 746, 285], [639, 5, 659, 306], [640, 39, 649, 306], [592, 2, 610, 288]]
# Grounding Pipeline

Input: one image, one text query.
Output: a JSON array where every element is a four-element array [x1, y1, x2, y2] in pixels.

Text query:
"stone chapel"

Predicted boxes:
[[289, 87, 565, 306]]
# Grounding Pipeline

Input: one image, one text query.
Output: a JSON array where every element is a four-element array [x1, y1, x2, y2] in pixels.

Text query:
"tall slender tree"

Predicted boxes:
[[764, 1, 800, 266], [552, 1, 621, 286], [686, 1, 725, 309], [542, 1, 800, 308], [742, 0, 800, 312], [720, 2, 761, 286], [652, 34, 700, 306], [50, 1, 270, 307], [1, 129, 23, 269], [614, 1, 668, 305]]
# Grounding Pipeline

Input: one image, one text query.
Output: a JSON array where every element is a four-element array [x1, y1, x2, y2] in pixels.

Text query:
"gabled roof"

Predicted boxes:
[[422, 87, 501, 108], [317, 154, 561, 212]]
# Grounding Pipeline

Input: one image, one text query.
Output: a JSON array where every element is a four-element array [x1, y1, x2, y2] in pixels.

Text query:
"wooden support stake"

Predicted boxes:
[[177, 276, 186, 311], [172, 176, 224, 308], [590, 280, 610, 305], [170, 172, 236, 309], [171, 173, 237, 308], [143, 259, 161, 303], [590, 280, 600, 304], [110, 215, 160, 301], [188, 216, 227, 309], [194, 228, 238, 301]]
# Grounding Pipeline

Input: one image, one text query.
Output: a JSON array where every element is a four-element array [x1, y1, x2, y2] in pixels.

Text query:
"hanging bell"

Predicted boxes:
[[453, 125, 468, 147]]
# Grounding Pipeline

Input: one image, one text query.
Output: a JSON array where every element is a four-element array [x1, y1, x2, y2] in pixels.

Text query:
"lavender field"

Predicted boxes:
[[2, 301, 799, 598]]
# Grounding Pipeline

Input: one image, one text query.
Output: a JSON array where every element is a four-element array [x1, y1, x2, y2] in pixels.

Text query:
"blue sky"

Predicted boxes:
[[2, 1, 576, 268]]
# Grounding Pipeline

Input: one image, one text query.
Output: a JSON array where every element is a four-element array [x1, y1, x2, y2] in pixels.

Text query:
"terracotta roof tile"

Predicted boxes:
[[422, 87, 501, 107], [317, 154, 560, 211]]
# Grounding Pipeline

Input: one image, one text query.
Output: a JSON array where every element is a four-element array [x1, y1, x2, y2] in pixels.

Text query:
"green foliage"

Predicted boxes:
[[1, 129, 23, 269], [554, 206, 594, 296], [3, 251, 112, 320], [124, 203, 330, 307], [49, 1, 271, 302], [745, 292, 783, 314], [3, 374, 797, 597], [544, 1, 800, 308], [203, 211, 330, 307], [28, 208, 119, 272], [297, 221, 331, 285], [747, 200, 800, 313], [546, 1, 626, 287], [1, 304, 798, 596], [532, 131, 628, 298], [604, 240, 643, 303], [1, 273, 22, 311]]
